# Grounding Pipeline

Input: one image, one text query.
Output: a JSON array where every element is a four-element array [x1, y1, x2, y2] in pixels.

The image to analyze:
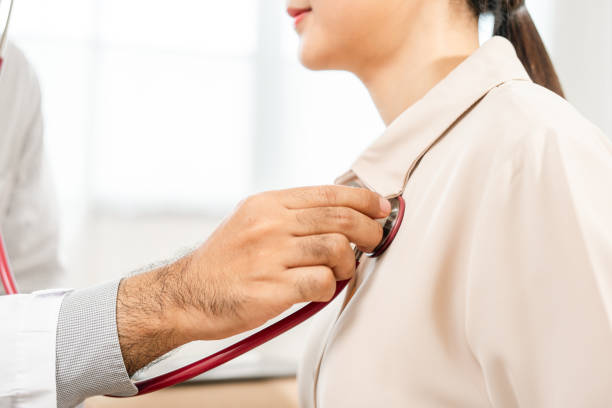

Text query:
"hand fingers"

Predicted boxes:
[[291, 206, 384, 253], [279, 185, 391, 219], [284, 233, 356, 281], [288, 265, 338, 303]]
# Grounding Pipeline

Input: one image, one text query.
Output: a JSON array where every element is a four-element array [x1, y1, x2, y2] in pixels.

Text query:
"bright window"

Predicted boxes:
[[10, 0, 384, 221]]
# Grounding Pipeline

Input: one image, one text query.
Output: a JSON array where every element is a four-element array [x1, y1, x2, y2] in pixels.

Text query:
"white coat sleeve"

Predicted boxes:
[[1, 43, 64, 293], [0, 289, 68, 407], [465, 124, 612, 407]]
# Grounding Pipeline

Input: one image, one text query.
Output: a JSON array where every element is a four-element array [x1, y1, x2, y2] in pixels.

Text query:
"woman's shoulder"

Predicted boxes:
[[468, 79, 611, 169], [491, 80, 604, 138]]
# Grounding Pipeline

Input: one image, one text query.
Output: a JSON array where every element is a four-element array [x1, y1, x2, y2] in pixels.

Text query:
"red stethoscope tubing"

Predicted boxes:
[[0, 196, 405, 396], [0, 0, 15, 292], [0, 0, 15, 77], [132, 195, 405, 396], [134, 279, 351, 395], [0, 234, 17, 295]]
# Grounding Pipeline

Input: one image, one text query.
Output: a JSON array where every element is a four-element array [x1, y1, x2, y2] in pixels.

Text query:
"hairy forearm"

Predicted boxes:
[[113, 186, 389, 377], [115, 248, 244, 376], [116, 259, 191, 376]]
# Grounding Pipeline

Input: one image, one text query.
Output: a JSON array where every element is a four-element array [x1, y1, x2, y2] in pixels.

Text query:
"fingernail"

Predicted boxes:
[[379, 197, 391, 214]]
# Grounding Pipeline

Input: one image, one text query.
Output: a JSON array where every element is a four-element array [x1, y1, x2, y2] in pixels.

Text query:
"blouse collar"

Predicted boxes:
[[335, 36, 531, 198]]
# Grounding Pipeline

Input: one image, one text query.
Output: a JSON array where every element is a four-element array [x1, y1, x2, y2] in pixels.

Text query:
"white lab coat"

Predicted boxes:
[[0, 43, 68, 407]]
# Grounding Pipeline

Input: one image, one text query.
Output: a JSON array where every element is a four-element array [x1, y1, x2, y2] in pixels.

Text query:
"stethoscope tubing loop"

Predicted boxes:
[[129, 195, 405, 396], [132, 279, 351, 395], [0, 231, 17, 295], [0, 181, 404, 396]]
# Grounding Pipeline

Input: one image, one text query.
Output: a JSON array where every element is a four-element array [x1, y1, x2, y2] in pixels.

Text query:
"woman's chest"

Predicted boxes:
[[298, 161, 496, 407]]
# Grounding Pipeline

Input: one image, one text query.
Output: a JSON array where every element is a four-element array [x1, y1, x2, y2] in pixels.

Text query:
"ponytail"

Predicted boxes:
[[469, 0, 565, 98]]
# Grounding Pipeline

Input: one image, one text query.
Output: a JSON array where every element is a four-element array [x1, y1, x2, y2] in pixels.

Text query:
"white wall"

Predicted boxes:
[[549, 0, 612, 136]]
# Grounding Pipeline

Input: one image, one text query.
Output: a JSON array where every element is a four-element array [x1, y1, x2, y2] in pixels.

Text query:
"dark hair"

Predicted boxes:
[[467, 0, 564, 98]]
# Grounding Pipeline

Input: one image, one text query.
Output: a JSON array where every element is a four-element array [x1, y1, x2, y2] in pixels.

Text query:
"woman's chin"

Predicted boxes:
[[298, 44, 338, 71]]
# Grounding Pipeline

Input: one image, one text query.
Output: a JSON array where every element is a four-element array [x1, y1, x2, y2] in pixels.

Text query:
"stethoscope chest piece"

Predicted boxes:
[[368, 196, 405, 258], [343, 178, 406, 260]]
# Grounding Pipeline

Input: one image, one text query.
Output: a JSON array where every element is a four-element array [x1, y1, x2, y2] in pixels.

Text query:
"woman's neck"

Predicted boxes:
[[358, 15, 480, 126]]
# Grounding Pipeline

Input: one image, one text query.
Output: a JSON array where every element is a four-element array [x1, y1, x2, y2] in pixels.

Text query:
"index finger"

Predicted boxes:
[[279, 185, 391, 219]]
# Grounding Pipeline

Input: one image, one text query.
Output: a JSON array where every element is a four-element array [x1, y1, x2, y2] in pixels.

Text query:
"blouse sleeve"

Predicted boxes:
[[465, 124, 612, 407]]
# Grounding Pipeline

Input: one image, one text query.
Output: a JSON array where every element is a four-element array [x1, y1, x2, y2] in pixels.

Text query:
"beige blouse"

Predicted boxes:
[[298, 37, 612, 407]]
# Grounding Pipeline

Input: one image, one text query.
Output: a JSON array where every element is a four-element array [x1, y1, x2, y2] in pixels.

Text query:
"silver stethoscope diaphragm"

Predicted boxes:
[[353, 195, 404, 261], [344, 180, 405, 261]]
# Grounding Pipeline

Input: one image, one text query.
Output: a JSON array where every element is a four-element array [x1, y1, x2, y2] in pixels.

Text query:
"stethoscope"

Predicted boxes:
[[0, 3, 406, 393], [0, 186, 404, 396], [0, 0, 14, 75]]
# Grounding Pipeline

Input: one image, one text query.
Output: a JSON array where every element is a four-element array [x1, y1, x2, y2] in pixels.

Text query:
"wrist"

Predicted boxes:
[[116, 272, 188, 375], [157, 251, 231, 342]]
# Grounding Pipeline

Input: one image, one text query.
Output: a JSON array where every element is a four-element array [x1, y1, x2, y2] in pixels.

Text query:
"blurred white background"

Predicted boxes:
[[6, 0, 612, 379]]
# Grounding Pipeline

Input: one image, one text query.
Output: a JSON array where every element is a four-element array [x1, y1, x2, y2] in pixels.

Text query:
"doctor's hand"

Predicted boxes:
[[116, 186, 391, 375]]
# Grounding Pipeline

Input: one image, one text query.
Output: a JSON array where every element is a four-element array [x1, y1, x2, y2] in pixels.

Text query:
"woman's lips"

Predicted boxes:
[[287, 7, 312, 27]]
